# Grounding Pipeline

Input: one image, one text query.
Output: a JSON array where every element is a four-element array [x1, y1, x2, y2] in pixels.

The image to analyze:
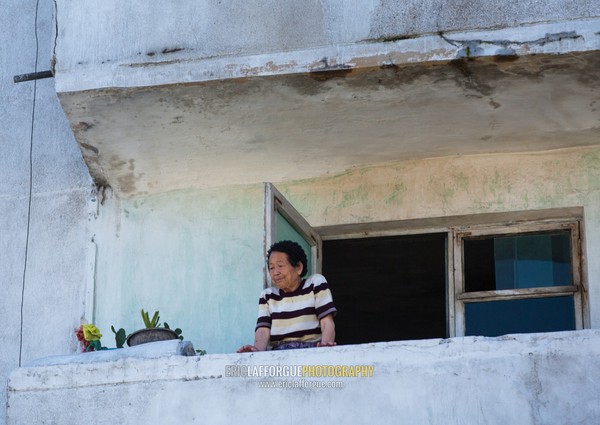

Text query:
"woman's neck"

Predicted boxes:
[[279, 278, 302, 293]]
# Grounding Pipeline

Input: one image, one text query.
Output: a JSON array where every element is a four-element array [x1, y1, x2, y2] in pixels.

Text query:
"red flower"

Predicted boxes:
[[75, 325, 93, 351], [75, 325, 85, 342]]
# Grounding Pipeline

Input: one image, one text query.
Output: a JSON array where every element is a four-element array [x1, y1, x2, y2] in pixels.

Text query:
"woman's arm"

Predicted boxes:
[[253, 327, 270, 351], [317, 314, 336, 347], [237, 327, 270, 353]]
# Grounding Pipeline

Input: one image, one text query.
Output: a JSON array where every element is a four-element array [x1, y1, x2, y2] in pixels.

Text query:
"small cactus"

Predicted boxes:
[[164, 322, 184, 340], [111, 325, 127, 348], [111, 308, 203, 351]]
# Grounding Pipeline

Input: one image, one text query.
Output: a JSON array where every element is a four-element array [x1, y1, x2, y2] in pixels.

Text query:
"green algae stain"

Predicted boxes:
[[452, 171, 470, 192], [293, 192, 318, 216], [477, 170, 512, 207], [339, 186, 369, 208], [582, 150, 600, 167], [581, 150, 600, 191], [384, 183, 407, 205], [438, 185, 456, 209], [489, 171, 505, 195]]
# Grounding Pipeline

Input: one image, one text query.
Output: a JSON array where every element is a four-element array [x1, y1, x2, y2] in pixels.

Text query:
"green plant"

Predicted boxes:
[[112, 309, 185, 347], [141, 309, 184, 340], [111, 325, 127, 348], [141, 309, 161, 328], [163, 321, 184, 340]]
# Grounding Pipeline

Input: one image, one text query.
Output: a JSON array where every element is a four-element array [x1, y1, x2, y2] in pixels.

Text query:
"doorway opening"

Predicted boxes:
[[322, 233, 447, 345]]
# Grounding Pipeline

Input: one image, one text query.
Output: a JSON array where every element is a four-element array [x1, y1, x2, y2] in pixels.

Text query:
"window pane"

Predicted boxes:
[[465, 296, 575, 337], [464, 231, 572, 292], [276, 211, 313, 274]]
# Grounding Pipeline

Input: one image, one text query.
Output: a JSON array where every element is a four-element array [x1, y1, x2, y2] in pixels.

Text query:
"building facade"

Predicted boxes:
[[2, 1, 600, 424]]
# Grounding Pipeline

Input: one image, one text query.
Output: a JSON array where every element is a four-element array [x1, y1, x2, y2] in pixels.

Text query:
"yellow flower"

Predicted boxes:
[[82, 324, 102, 342]]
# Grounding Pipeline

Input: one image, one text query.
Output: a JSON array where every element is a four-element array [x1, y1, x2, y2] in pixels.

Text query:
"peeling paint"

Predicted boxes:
[[308, 57, 353, 80], [442, 31, 583, 60], [72, 121, 94, 132], [362, 34, 418, 43], [162, 47, 184, 54], [80, 142, 99, 154], [128, 59, 184, 68], [235, 60, 300, 77]]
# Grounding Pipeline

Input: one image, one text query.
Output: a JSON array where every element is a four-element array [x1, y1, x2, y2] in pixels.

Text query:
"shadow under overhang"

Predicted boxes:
[[58, 51, 600, 198]]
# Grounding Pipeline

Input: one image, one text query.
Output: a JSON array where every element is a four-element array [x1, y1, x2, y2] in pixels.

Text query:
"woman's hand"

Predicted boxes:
[[237, 328, 271, 353], [236, 344, 259, 353], [316, 341, 337, 347]]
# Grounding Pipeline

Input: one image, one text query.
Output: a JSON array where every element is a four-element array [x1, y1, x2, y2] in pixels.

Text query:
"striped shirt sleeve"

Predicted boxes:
[[255, 292, 272, 330], [310, 275, 337, 320]]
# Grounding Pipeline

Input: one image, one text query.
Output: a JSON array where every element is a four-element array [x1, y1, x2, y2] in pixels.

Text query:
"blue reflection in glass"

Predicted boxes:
[[494, 233, 571, 289], [465, 296, 575, 337]]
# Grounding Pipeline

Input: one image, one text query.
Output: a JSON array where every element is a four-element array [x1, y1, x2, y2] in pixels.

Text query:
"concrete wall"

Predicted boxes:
[[88, 146, 600, 357], [7, 330, 600, 424], [279, 147, 600, 227], [92, 185, 265, 354], [3, 1, 599, 423], [279, 147, 600, 327], [54, 0, 600, 91], [0, 1, 94, 424]]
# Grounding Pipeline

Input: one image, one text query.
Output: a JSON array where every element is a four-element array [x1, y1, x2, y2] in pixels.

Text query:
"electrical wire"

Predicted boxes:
[[19, 0, 41, 367]]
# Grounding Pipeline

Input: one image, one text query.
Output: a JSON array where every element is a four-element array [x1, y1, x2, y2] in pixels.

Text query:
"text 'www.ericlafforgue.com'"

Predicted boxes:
[[256, 380, 344, 389]]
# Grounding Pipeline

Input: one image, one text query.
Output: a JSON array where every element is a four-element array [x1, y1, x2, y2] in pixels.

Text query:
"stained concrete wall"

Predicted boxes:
[[54, 0, 600, 91], [89, 146, 600, 357], [56, 0, 600, 70], [279, 147, 600, 327], [92, 185, 265, 354], [7, 330, 600, 424], [0, 1, 94, 424]]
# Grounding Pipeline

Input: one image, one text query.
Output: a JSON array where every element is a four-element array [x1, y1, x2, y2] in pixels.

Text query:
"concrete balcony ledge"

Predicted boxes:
[[7, 330, 600, 425], [54, 0, 600, 92], [55, 16, 600, 93]]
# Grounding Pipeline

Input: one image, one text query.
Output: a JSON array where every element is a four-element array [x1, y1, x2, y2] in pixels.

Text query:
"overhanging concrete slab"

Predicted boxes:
[[58, 51, 600, 197]]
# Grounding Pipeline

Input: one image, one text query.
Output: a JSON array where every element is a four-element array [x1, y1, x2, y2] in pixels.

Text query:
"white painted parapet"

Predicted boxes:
[[8, 330, 600, 424]]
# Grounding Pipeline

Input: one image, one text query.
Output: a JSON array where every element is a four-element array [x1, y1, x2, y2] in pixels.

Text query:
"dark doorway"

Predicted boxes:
[[322, 233, 447, 345]]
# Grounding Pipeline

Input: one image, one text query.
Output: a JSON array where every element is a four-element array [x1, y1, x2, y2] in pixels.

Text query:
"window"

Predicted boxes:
[[263, 183, 321, 287], [453, 220, 586, 337], [264, 186, 587, 341], [322, 234, 447, 344]]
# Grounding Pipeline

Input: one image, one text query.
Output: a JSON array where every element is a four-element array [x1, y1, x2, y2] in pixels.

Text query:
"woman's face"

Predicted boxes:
[[268, 251, 303, 292]]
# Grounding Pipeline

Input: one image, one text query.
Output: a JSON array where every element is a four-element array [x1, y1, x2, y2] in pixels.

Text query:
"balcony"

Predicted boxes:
[[53, 1, 600, 197], [8, 330, 600, 424]]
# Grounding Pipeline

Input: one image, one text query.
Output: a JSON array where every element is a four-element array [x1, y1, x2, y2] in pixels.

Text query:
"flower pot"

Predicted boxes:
[[126, 328, 179, 347]]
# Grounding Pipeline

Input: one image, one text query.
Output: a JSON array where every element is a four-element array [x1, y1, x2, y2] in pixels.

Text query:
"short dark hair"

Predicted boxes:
[[267, 240, 308, 277]]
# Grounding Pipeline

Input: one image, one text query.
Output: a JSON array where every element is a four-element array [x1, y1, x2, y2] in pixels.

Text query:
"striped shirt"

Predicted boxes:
[[256, 274, 337, 348]]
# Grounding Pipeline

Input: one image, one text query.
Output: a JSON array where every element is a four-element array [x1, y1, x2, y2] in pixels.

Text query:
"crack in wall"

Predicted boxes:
[[440, 31, 582, 58], [51, 0, 58, 72]]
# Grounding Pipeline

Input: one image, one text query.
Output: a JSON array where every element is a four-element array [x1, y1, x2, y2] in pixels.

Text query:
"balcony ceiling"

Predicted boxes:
[[58, 50, 600, 198]]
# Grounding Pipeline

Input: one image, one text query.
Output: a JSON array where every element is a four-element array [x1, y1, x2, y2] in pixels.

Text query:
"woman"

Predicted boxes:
[[237, 240, 337, 352]]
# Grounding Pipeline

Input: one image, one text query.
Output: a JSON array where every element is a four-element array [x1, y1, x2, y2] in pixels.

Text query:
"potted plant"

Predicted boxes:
[[112, 309, 183, 347]]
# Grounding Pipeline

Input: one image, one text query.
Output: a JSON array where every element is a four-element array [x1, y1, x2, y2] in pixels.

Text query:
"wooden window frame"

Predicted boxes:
[[452, 218, 588, 337], [264, 191, 587, 339], [263, 183, 322, 288]]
